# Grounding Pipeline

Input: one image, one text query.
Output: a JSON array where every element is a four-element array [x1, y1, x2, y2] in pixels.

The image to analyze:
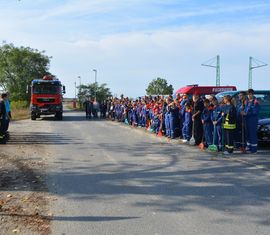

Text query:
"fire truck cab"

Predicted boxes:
[[30, 75, 65, 120]]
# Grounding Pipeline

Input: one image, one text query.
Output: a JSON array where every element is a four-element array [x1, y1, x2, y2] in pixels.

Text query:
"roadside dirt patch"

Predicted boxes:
[[0, 145, 51, 235]]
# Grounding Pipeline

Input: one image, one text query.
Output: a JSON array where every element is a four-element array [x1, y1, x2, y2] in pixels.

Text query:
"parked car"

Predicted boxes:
[[216, 90, 270, 119], [257, 118, 270, 145]]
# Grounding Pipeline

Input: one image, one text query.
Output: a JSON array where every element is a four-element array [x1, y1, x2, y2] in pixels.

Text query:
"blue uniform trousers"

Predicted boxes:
[[141, 116, 146, 127], [213, 125, 222, 151], [203, 122, 213, 147], [165, 113, 170, 137], [169, 113, 175, 138], [246, 116, 258, 152], [182, 123, 192, 141]]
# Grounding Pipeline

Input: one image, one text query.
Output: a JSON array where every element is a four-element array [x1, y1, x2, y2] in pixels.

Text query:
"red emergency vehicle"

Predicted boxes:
[[175, 84, 237, 97], [30, 75, 65, 120]]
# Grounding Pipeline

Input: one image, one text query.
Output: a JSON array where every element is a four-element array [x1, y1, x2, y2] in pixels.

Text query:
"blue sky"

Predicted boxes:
[[1, 0, 270, 97]]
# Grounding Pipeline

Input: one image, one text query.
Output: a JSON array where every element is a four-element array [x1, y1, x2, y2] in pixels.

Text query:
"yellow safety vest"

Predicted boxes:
[[223, 113, 236, 129]]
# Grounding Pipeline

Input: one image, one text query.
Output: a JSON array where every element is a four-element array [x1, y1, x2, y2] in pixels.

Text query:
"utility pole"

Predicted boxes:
[[202, 55, 220, 86], [248, 57, 267, 89], [78, 76, 81, 87], [78, 76, 81, 108], [74, 81, 77, 99], [74, 81, 77, 108]]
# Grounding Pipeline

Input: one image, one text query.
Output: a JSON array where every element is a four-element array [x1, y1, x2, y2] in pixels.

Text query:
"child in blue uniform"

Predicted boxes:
[[201, 99, 213, 148], [211, 97, 223, 151], [182, 102, 192, 143]]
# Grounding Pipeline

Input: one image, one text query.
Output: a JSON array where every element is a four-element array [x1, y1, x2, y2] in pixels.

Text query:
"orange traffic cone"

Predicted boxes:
[[146, 120, 151, 131], [157, 130, 163, 137]]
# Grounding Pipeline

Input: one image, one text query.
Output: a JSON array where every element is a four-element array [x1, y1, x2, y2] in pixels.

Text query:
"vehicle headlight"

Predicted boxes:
[[260, 124, 270, 132], [265, 125, 270, 132]]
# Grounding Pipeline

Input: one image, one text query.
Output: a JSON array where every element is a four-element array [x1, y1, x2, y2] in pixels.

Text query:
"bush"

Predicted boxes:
[[10, 100, 29, 109]]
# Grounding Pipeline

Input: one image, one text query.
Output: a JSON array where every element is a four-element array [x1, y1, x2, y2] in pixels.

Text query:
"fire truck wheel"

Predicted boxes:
[[56, 112, 63, 120], [31, 113, 36, 120]]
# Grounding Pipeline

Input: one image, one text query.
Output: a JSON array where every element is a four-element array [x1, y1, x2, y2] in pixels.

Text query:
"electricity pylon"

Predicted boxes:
[[202, 55, 220, 86], [248, 57, 267, 89]]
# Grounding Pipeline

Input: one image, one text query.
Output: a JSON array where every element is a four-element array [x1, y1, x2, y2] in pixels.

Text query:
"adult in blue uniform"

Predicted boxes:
[[242, 89, 260, 153], [192, 93, 204, 145], [236, 91, 247, 150]]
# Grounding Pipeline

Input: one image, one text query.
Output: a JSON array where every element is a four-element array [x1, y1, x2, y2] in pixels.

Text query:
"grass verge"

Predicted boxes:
[[12, 107, 30, 120], [10, 101, 30, 120]]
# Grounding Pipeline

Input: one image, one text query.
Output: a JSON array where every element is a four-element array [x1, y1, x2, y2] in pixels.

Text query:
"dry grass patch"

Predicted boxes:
[[12, 108, 30, 120]]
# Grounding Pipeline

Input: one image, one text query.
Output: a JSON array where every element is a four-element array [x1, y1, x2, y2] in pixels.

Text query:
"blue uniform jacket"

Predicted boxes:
[[211, 105, 222, 125], [201, 107, 212, 124], [245, 99, 260, 118]]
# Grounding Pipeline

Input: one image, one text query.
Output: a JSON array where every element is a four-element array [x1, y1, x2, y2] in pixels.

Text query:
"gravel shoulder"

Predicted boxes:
[[0, 138, 52, 235]]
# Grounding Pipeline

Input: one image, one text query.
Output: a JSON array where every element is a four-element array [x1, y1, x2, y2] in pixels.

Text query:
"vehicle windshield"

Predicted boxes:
[[216, 91, 237, 102], [32, 84, 61, 94]]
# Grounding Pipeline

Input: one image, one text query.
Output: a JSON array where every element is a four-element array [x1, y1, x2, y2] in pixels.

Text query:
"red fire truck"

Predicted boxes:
[[175, 84, 237, 98], [30, 75, 65, 120]]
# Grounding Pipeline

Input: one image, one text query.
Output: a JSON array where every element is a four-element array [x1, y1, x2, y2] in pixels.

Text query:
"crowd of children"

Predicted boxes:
[[105, 89, 260, 155]]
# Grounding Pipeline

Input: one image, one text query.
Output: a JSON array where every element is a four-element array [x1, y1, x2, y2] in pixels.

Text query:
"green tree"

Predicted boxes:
[[146, 77, 173, 95], [0, 43, 51, 101], [77, 82, 112, 104]]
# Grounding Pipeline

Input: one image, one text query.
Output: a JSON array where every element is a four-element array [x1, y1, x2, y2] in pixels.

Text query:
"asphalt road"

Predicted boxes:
[[10, 110, 270, 235]]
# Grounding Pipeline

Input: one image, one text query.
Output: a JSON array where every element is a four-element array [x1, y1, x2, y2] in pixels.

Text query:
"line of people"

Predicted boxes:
[[84, 98, 107, 119], [0, 93, 11, 144], [104, 88, 260, 155]]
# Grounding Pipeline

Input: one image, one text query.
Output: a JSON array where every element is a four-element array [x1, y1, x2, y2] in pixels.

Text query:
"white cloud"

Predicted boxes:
[[0, 1, 270, 97], [35, 24, 269, 97]]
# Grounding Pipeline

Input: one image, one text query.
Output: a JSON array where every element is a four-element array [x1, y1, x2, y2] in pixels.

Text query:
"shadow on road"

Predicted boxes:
[[7, 132, 83, 145], [44, 139, 270, 226], [39, 115, 106, 122], [4, 118, 270, 226], [0, 213, 139, 222], [51, 215, 140, 222]]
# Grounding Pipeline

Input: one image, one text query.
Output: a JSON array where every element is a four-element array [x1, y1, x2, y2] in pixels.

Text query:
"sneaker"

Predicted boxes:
[[182, 139, 188, 143], [223, 151, 230, 155]]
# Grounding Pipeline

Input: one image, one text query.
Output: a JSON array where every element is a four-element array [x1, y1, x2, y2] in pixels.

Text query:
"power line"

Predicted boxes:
[[201, 55, 220, 86]]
